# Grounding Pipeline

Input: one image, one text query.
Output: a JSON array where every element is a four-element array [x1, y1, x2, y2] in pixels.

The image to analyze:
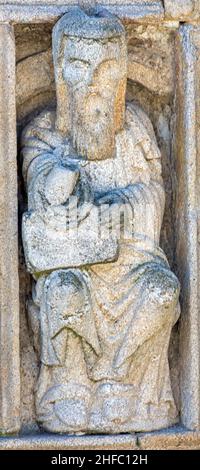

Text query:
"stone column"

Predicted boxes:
[[0, 24, 20, 434], [175, 24, 200, 431]]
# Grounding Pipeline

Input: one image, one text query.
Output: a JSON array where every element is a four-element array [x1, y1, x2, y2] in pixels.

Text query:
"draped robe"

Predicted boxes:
[[21, 102, 180, 432]]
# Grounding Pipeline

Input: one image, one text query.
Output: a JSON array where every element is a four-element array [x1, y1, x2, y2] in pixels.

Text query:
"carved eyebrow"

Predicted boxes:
[[66, 57, 91, 66], [99, 59, 118, 66], [94, 58, 118, 71]]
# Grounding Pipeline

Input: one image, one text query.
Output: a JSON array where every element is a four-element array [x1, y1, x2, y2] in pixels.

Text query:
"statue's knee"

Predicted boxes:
[[47, 270, 85, 315], [146, 268, 180, 308]]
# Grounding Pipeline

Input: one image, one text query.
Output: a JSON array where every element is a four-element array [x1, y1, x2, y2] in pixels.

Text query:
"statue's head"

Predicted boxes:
[[53, 7, 127, 160]]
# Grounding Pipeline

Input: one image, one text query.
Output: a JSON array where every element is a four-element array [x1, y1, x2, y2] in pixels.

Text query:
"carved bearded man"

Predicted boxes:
[[21, 8, 180, 433]]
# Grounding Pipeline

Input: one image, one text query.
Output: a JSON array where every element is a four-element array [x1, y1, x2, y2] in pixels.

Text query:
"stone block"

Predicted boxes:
[[0, 1, 164, 24], [138, 426, 200, 450], [163, 0, 200, 21], [175, 24, 200, 430], [0, 433, 137, 450], [0, 24, 20, 434], [22, 208, 118, 274]]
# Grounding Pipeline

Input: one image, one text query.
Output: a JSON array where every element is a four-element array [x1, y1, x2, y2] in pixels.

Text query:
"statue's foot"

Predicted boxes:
[[36, 383, 92, 433], [89, 382, 136, 433], [88, 382, 178, 433]]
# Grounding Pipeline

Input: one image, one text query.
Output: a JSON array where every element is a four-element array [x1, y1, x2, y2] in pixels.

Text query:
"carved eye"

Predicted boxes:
[[95, 60, 119, 84], [63, 59, 90, 84]]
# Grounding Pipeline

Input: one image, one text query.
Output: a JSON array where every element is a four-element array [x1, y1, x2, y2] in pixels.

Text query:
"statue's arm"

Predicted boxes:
[[21, 112, 79, 211], [95, 171, 164, 218], [21, 112, 64, 181], [95, 134, 165, 236], [95, 99, 165, 227]]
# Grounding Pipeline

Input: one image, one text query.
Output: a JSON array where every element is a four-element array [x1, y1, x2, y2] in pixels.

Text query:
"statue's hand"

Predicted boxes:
[[98, 203, 124, 233], [96, 190, 134, 236], [96, 191, 123, 207], [96, 191, 124, 231], [45, 165, 79, 206]]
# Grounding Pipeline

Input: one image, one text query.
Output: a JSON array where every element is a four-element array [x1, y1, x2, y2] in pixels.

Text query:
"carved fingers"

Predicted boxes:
[[45, 165, 79, 205]]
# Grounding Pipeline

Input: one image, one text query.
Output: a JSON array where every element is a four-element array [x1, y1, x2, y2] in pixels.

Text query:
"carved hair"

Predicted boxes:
[[53, 6, 125, 49]]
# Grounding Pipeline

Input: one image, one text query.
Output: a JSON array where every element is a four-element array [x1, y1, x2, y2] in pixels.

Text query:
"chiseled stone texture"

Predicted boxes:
[[0, 24, 20, 434], [0, 427, 200, 450], [138, 426, 200, 450], [0, 1, 164, 24], [16, 22, 176, 121], [0, 433, 137, 451], [15, 23, 55, 123], [0, 0, 161, 4], [16, 50, 55, 122], [126, 23, 176, 96], [174, 24, 200, 431], [164, 0, 199, 20]]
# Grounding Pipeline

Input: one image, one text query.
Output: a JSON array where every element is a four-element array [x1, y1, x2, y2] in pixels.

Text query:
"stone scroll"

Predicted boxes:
[[20, 7, 180, 434]]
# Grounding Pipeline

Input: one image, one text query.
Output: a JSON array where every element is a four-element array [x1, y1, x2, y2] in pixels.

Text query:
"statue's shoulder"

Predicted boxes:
[[125, 102, 161, 160], [21, 109, 62, 181], [21, 109, 56, 143], [125, 102, 156, 140]]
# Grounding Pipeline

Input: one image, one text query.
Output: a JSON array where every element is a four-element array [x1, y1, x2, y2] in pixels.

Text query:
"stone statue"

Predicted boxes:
[[21, 7, 180, 433]]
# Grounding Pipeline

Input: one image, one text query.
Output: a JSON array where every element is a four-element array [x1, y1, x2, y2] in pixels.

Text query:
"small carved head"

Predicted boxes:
[[53, 7, 127, 160]]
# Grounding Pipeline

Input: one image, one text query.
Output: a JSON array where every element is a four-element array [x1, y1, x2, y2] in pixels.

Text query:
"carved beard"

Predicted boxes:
[[71, 93, 116, 161]]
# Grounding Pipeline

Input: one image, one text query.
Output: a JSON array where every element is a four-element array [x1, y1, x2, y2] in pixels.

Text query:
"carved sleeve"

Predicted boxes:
[[21, 110, 77, 211]]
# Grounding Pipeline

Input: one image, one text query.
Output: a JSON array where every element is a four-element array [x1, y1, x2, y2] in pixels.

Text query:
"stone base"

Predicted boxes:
[[0, 427, 200, 450], [138, 426, 200, 450], [0, 433, 137, 450]]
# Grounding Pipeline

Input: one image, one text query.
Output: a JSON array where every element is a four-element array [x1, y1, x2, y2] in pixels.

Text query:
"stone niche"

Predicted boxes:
[[16, 18, 179, 433], [0, 0, 200, 451]]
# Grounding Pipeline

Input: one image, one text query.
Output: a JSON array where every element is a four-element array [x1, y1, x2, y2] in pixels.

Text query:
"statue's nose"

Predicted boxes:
[[88, 86, 98, 96], [86, 69, 96, 87]]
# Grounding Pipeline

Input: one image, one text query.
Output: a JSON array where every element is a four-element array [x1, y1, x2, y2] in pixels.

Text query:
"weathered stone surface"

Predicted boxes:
[[15, 24, 55, 123], [0, 0, 160, 3], [175, 25, 200, 431], [16, 50, 55, 121], [0, 433, 137, 450], [1, 427, 200, 450], [4, 0, 200, 24], [138, 426, 200, 450], [16, 22, 175, 113], [164, 1, 195, 20], [0, 1, 164, 24], [15, 23, 52, 62], [127, 23, 176, 95], [0, 25, 20, 434], [21, 8, 180, 435], [23, 210, 118, 273]]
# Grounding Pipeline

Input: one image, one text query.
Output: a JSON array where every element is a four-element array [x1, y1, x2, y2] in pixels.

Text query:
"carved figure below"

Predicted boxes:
[[21, 7, 180, 433]]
